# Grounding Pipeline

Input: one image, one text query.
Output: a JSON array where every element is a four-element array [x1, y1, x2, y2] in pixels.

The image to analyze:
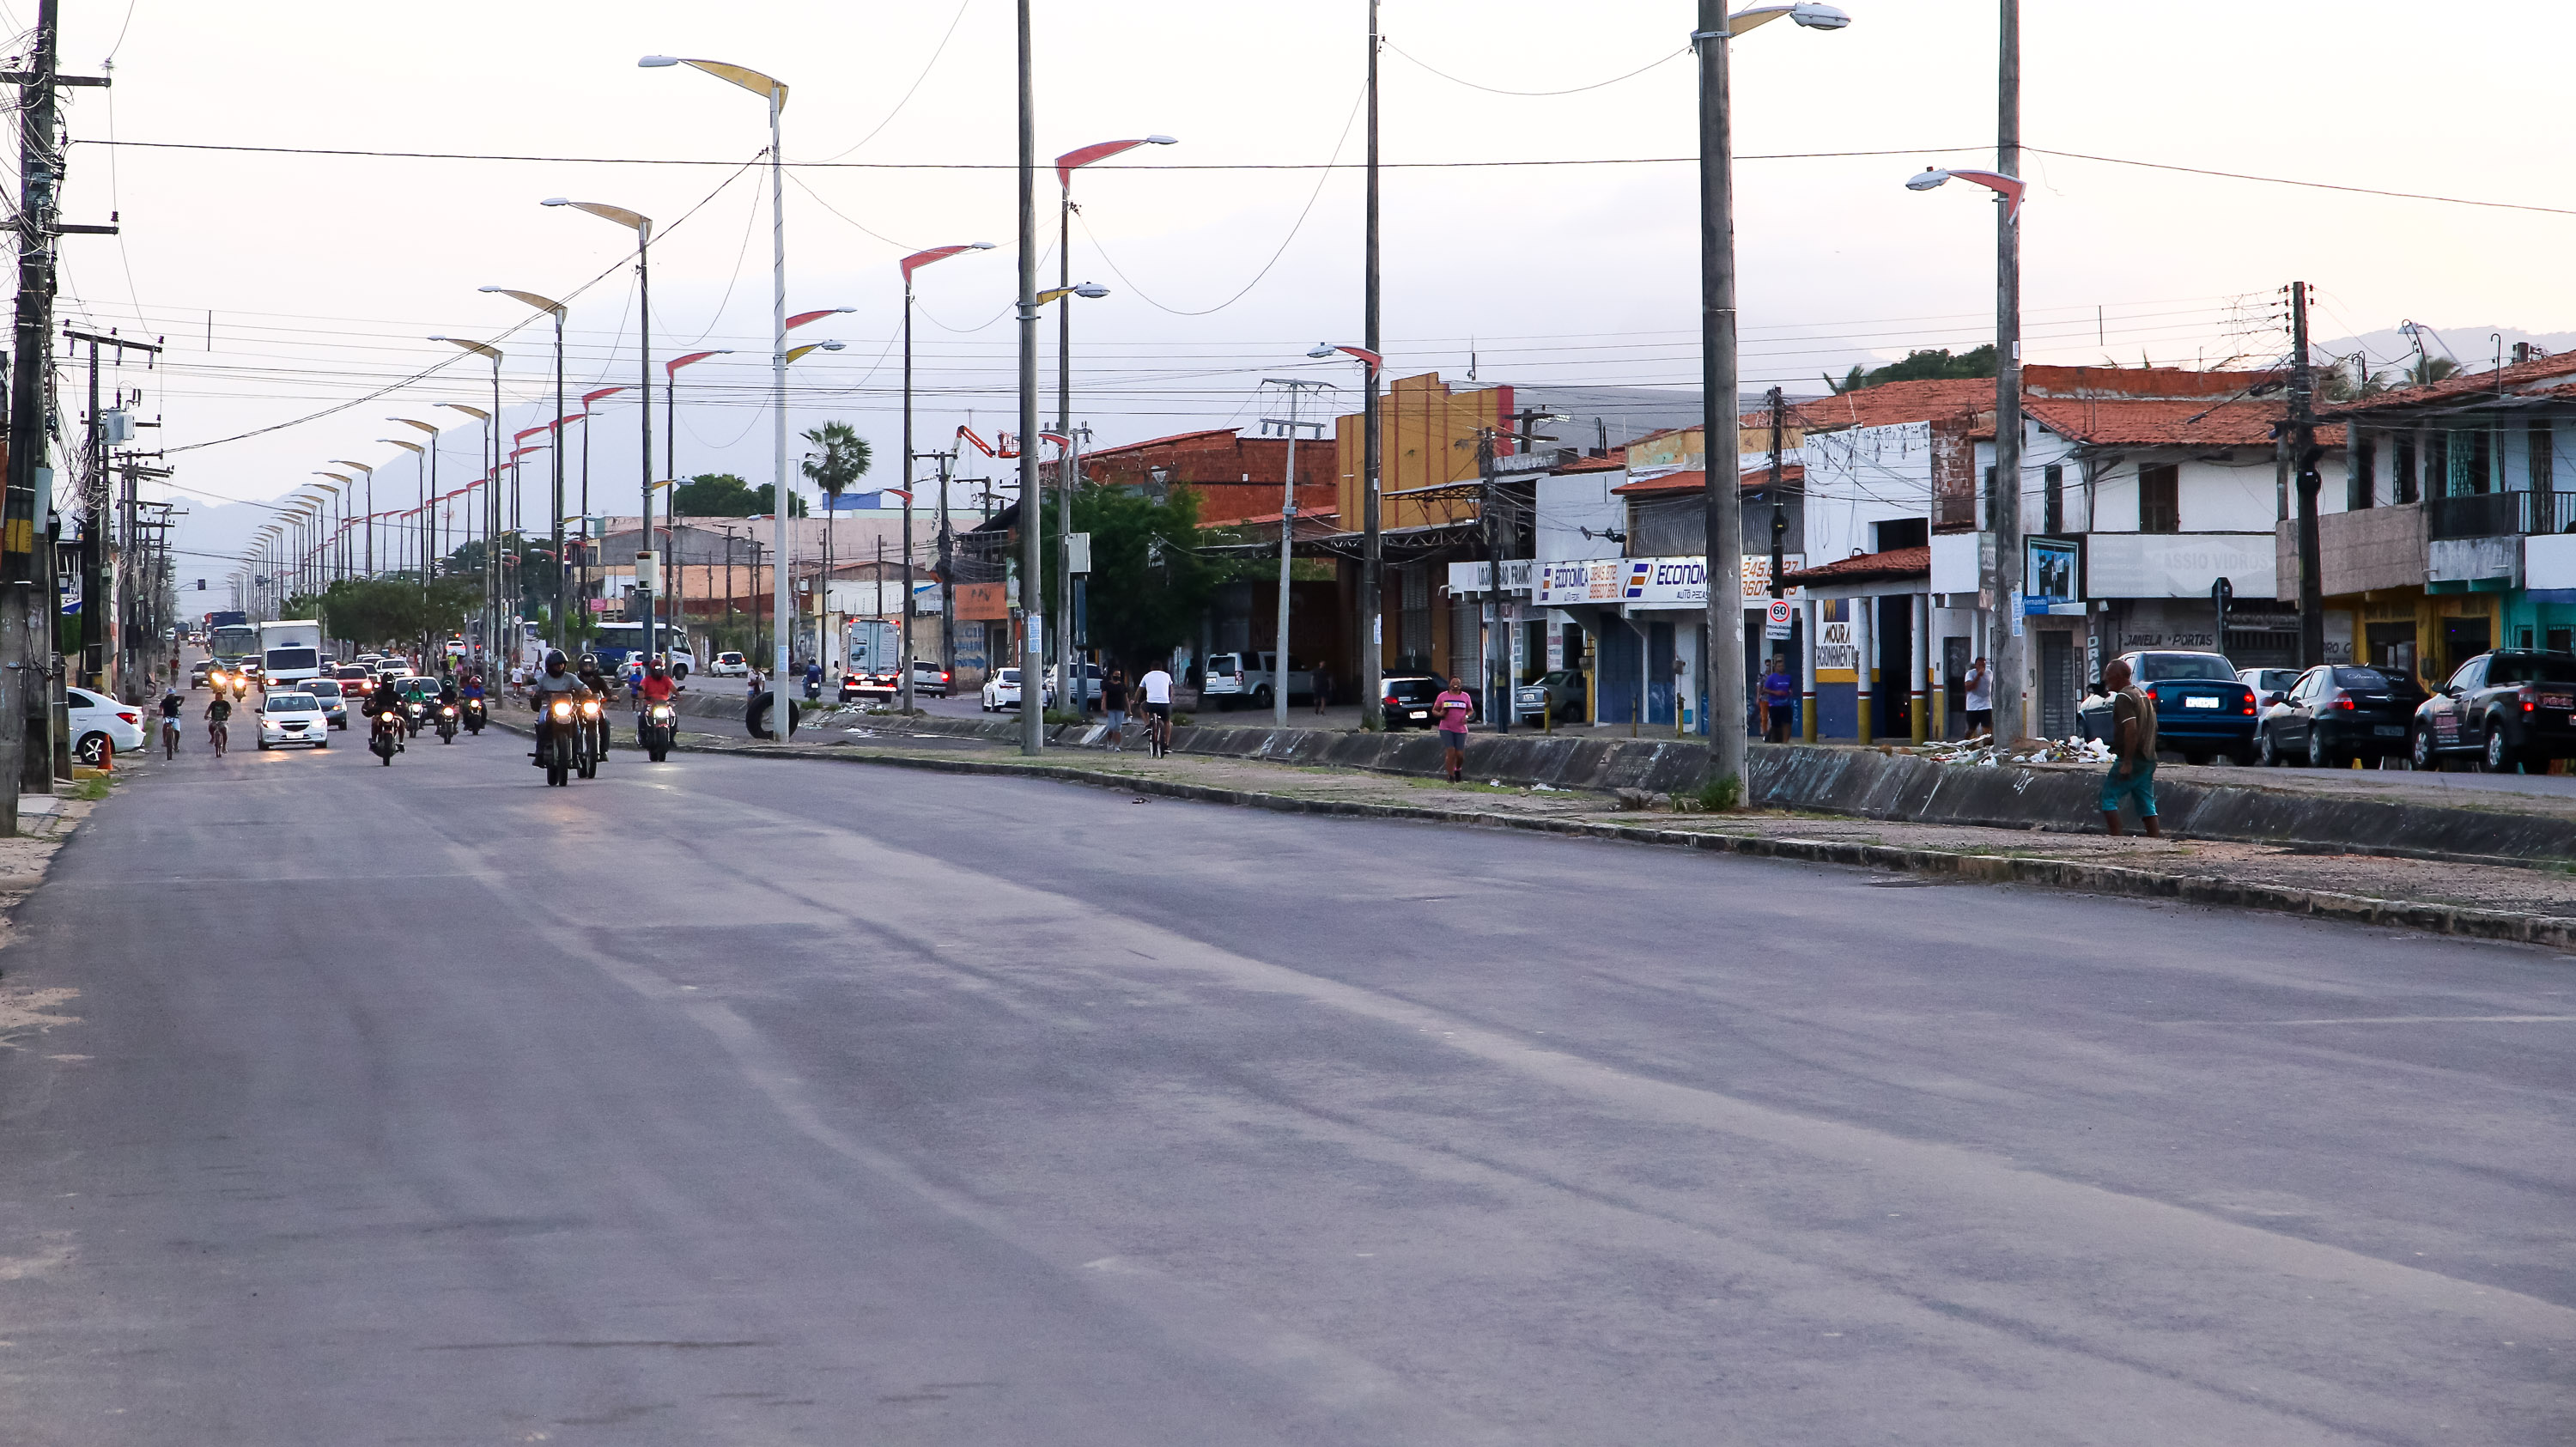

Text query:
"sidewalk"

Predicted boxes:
[[683, 722, 2576, 933]]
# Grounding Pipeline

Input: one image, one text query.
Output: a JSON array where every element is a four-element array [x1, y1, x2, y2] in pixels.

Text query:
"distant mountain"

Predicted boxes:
[[2315, 325, 2576, 380]]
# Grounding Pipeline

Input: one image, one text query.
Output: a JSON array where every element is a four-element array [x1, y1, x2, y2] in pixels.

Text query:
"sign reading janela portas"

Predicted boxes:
[[1534, 556, 1802, 607]]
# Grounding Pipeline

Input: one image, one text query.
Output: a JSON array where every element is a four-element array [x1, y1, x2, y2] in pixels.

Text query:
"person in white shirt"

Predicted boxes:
[[1137, 666, 1175, 755], [1963, 655, 1994, 738]]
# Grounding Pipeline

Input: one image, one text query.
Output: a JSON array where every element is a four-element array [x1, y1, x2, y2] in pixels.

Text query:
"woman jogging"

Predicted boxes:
[[1434, 675, 1476, 782]]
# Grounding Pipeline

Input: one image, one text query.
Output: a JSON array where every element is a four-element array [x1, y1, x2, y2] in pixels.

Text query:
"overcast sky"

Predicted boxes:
[[32, 0, 2576, 579]]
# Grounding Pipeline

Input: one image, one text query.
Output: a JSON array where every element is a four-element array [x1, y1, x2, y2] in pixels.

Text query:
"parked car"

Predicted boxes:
[[911, 660, 951, 697], [1514, 670, 1586, 723], [2411, 648, 2576, 770], [707, 651, 750, 678], [64, 686, 145, 766], [1044, 663, 1103, 709], [1200, 652, 1311, 710], [981, 666, 1025, 712], [1380, 672, 1467, 731], [304, 678, 351, 731], [2253, 665, 2422, 767], [2238, 667, 2300, 720], [2076, 650, 2257, 764], [256, 690, 331, 750]]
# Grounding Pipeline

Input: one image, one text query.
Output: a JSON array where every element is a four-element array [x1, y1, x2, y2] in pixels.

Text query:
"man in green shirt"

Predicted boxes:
[[2099, 658, 2160, 837]]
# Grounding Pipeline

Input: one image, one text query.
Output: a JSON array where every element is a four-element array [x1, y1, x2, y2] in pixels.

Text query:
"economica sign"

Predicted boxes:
[[1533, 555, 1803, 607]]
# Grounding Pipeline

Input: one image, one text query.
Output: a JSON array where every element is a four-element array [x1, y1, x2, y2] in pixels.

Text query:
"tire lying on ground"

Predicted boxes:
[[744, 690, 801, 740]]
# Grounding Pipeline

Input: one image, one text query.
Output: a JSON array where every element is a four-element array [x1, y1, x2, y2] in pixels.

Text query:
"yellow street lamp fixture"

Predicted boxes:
[[784, 339, 845, 366]]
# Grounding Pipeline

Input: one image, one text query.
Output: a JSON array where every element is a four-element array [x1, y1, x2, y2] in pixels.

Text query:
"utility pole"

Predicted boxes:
[[1260, 380, 1328, 727], [1765, 386, 1788, 599], [1358, 0, 1384, 730], [1697, 0, 1748, 786], [2289, 280, 2324, 668], [933, 448, 958, 679], [4, 3, 115, 810], [70, 329, 157, 696], [1478, 428, 1509, 734], [1016, 0, 1043, 756], [1990, 0, 2028, 743]]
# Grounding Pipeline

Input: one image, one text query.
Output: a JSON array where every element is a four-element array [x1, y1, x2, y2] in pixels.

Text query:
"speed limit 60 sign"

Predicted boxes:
[[1764, 599, 1793, 640]]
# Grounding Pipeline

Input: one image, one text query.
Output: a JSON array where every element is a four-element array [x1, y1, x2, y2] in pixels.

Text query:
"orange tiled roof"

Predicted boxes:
[[1780, 544, 1930, 585], [1793, 379, 1990, 431], [1611, 464, 1803, 497], [2022, 396, 2345, 448]]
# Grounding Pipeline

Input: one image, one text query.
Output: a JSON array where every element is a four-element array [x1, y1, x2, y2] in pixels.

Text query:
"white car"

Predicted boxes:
[[256, 692, 331, 750], [707, 651, 749, 678], [981, 666, 1025, 712], [64, 687, 146, 767]]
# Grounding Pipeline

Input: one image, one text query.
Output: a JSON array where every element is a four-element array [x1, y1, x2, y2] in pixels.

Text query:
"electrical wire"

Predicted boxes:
[[1382, 37, 1688, 97], [804, 0, 975, 163], [1077, 78, 1366, 317]]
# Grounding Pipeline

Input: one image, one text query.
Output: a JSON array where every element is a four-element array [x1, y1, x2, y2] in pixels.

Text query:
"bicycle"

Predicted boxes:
[[1145, 705, 1172, 758], [161, 716, 182, 760], [207, 720, 228, 757]]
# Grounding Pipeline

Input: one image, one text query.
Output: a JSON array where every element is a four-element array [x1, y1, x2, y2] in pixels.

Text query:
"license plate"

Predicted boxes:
[[1409, 711, 1428, 720], [2183, 696, 2221, 708], [2546, 693, 2575, 710], [2373, 725, 2405, 737]]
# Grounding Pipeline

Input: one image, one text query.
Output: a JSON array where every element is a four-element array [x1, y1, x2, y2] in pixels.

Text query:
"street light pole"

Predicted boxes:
[[1017, 0, 1042, 757], [1695, 0, 1849, 791], [901, 247, 993, 714], [482, 289, 568, 653], [1362, 0, 1383, 729], [542, 200, 655, 672]]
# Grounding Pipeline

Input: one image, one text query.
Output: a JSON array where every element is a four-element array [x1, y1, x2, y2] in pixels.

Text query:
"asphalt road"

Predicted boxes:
[[2, 732, 2571, 1444]]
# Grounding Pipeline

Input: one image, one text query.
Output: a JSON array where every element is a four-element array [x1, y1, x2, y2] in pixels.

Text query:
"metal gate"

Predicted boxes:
[[2038, 631, 2075, 740]]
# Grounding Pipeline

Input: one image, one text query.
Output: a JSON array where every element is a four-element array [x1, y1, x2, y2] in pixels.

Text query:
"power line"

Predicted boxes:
[[1382, 38, 1688, 97]]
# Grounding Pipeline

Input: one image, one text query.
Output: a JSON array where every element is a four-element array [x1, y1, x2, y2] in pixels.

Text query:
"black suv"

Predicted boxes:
[[2412, 649, 2576, 771]]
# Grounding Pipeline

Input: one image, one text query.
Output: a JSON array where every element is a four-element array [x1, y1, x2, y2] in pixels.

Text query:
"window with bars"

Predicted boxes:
[[2350, 440, 2376, 511], [2137, 465, 2180, 533], [2042, 463, 2063, 534], [2394, 434, 2418, 505]]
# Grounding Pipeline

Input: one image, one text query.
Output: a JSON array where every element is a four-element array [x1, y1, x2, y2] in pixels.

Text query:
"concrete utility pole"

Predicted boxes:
[[1260, 380, 1328, 727], [1697, 0, 1748, 787], [1358, 0, 1385, 730], [1016, 0, 1043, 756], [1478, 429, 1510, 733], [2289, 280, 2324, 668], [932, 447, 957, 679], [1765, 386, 1788, 599], [1990, 0, 2029, 743]]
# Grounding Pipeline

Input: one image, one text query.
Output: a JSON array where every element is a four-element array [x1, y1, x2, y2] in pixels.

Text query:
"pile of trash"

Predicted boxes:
[[1916, 734, 2113, 768]]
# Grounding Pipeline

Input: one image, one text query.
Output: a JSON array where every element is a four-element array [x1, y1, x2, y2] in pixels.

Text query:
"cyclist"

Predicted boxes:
[[159, 688, 185, 759], [204, 690, 234, 757], [1137, 662, 1175, 757]]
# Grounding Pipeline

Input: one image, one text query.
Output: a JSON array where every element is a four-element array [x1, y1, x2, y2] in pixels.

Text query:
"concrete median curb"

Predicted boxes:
[[623, 727, 2576, 954]]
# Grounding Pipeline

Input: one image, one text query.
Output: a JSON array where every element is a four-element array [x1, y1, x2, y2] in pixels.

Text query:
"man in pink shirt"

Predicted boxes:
[[1434, 675, 1475, 782]]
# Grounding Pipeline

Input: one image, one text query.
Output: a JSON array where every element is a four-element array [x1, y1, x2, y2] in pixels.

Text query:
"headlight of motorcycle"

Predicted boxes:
[[441, 707, 456, 717], [551, 702, 571, 719], [580, 701, 600, 717]]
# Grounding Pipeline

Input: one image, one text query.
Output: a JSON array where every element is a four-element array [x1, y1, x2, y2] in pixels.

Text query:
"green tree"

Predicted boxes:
[[799, 423, 873, 508], [1040, 483, 1214, 672], [750, 483, 808, 518], [1842, 346, 1998, 391], [671, 472, 760, 516]]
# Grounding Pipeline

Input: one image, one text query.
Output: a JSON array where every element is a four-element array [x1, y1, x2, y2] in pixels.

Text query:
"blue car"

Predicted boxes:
[[2076, 650, 2259, 764]]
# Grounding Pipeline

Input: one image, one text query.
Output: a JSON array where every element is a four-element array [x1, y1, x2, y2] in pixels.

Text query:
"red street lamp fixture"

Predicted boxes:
[[1905, 166, 2025, 221]]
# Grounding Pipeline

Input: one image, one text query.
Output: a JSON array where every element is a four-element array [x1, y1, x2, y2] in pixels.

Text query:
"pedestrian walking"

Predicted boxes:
[[1103, 669, 1129, 751], [1434, 675, 1475, 782], [1962, 654, 1994, 739], [2098, 657, 2162, 838], [1759, 656, 1795, 743], [1312, 669, 1331, 715]]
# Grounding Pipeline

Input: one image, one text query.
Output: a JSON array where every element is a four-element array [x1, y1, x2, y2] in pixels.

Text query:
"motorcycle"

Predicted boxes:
[[461, 696, 486, 734], [368, 709, 403, 765], [435, 703, 459, 744], [539, 697, 582, 786], [639, 701, 677, 763], [402, 697, 428, 737], [577, 697, 605, 778]]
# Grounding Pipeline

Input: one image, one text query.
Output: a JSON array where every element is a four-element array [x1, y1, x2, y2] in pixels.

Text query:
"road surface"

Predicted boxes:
[[1, 731, 2569, 1444]]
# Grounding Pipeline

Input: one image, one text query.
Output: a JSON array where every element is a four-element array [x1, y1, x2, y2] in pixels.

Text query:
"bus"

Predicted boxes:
[[208, 623, 261, 666], [586, 621, 696, 675]]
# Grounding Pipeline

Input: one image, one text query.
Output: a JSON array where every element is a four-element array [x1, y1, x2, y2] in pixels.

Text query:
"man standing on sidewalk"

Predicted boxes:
[[2099, 658, 2161, 838], [1963, 655, 1993, 739], [1759, 657, 1795, 743]]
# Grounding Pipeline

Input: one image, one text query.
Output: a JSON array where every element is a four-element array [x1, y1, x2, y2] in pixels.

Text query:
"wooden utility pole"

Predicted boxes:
[[2289, 281, 2324, 667]]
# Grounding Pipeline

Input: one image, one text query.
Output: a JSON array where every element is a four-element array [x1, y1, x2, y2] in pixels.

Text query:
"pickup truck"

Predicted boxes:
[[1200, 652, 1316, 710]]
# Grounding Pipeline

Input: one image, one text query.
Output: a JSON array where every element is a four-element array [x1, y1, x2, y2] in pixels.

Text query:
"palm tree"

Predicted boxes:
[[799, 422, 872, 666]]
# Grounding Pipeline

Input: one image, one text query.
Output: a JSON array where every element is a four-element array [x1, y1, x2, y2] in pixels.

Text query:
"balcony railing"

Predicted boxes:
[[2425, 489, 2576, 540]]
